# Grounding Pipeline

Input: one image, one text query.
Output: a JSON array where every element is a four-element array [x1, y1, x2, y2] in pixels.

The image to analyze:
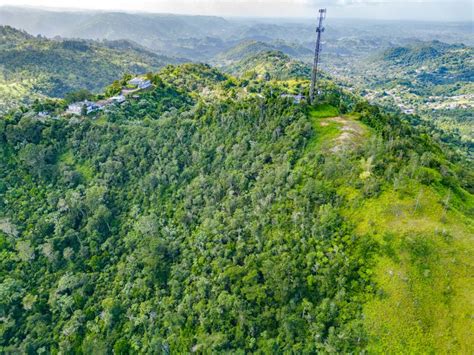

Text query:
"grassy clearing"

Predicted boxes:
[[59, 150, 94, 182], [309, 103, 339, 119], [342, 182, 474, 353], [94, 114, 108, 126], [306, 103, 473, 352], [308, 105, 368, 153], [307, 105, 342, 152]]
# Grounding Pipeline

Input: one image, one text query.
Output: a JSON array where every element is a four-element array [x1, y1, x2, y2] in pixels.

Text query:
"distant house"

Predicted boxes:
[[86, 102, 101, 114], [293, 93, 305, 104], [66, 100, 100, 115], [66, 102, 83, 115], [110, 95, 126, 104], [128, 77, 152, 90], [139, 80, 152, 90], [35, 111, 50, 122], [128, 77, 143, 86], [281, 93, 305, 104]]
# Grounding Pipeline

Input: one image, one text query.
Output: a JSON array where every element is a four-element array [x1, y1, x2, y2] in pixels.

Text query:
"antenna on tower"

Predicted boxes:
[[309, 8, 326, 105]]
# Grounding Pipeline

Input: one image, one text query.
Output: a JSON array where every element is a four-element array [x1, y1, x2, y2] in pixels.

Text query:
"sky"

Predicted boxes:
[[0, 0, 472, 21]]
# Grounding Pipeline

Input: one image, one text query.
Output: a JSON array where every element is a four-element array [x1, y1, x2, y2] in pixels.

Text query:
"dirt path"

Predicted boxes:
[[320, 116, 367, 153]]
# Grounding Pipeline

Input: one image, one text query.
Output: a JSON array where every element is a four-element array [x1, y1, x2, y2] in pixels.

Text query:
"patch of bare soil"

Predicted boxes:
[[323, 116, 366, 153]]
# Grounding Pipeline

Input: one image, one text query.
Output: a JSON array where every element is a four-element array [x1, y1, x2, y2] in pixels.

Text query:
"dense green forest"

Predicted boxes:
[[214, 40, 313, 64], [1, 62, 473, 353], [221, 50, 312, 81], [0, 26, 179, 112]]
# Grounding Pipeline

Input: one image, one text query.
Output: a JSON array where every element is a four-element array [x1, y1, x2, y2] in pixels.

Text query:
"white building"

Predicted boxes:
[[281, 93, 305, 104], [110, 95, 126, 104], [128, 77, 143, 86], [66, 103, 83, 115], [138, 80, 152, 90], [128, 77, 152, 90], [66, 101, 100, 115]]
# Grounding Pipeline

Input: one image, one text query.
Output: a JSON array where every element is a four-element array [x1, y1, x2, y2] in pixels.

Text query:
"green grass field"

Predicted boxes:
[[343, 181, 474, 353], [307, 104, 474, 353]]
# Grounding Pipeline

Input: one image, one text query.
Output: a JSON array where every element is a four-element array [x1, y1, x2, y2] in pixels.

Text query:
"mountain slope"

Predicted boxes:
[[64, 12, 235, 54], [221, 50, 312, 80], [379, 41, 473, 85], [0, 62, 472, 353], [0, 7, 236, 40], [0, 26, 180, 112], [0, 7, 240, 60], [214, 40, 313, 64]]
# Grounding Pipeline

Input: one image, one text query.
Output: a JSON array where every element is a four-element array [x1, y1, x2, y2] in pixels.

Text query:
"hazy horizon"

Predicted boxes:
[[0, 1, 472, 21]]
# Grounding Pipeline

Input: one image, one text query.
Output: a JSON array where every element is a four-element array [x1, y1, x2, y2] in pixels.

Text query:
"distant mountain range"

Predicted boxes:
[[347, 40, 474, 156], [0, 7, 240, 59], [2, 6, 473, 62]]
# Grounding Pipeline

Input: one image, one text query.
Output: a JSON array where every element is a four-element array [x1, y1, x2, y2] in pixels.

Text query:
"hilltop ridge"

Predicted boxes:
[[1, 60, 473, 353]]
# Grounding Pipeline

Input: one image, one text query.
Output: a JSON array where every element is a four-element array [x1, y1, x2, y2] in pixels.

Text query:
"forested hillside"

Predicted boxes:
[[0, 26, 179, 112], [214, 40, 313, 64], [221, 50, 312, 80], [373, 41, 472, 98], [0, 7, 239, 60], [1, 62, 472, 353]]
